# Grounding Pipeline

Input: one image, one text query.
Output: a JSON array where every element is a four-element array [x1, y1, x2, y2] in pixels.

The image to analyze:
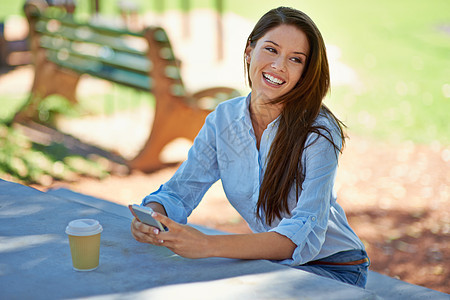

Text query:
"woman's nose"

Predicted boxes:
[[271, 57, 286, 71]]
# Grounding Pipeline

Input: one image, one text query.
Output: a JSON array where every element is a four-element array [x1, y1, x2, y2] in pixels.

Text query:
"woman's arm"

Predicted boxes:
[[151, 212, 296, 260], [208, 232, 296, 260], [140, 109, 221, 224]]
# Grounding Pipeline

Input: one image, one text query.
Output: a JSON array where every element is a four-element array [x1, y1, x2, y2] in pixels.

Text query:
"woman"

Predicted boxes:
[[131, 6, 369, 288]]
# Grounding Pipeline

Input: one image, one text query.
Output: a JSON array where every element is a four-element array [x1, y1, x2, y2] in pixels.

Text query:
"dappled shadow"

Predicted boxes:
[[13, 116, 185, 176], [345, 208, 449, 293], [14, 121, 129, 171]]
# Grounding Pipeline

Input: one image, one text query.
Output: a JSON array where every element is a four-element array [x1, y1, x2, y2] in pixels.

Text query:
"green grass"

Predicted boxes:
[[0, 95, 28, 123], [301, 0, 450, 145]]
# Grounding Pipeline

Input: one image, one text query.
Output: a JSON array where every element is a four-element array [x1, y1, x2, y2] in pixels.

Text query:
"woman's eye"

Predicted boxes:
[[265, 47, 277, 54], [291, 57, 303, 64]]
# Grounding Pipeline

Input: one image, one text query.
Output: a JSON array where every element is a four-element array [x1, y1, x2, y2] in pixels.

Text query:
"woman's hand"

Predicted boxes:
[[130, 217, 165, 245], [151, 213, 212, 259], [130, 202, 168, 245], [130, 211, 212, 259]]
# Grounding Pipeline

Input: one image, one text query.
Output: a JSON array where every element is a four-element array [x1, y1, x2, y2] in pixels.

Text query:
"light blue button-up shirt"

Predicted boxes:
[[142, 94, 365, 266]]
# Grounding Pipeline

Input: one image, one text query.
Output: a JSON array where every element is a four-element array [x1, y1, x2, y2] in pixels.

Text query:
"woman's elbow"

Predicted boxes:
[[271, 232, 297, 260]]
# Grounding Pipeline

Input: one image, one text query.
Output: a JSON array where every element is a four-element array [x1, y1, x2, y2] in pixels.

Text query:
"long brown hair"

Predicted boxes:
[[245, 7, 346, 225]]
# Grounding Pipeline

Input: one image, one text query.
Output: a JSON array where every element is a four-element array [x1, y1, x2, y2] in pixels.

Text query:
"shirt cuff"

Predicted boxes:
[[141, 185, 189, 224], [269, 215, 319, 265]]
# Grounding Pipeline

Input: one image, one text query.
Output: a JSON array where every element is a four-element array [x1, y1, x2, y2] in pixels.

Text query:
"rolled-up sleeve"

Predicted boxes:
[[269, 127, 342, 265], [142, 110, 220, 224]]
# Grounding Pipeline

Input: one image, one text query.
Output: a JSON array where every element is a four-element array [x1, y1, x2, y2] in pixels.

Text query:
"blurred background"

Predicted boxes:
[[0, 0, 448, 294]]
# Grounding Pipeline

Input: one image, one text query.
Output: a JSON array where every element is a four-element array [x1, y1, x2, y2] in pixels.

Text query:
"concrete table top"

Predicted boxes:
[[0, 179, 380, 299]]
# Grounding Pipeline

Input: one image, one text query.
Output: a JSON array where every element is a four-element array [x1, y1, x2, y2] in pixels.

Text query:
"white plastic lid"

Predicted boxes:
[[65, 219, 103, 236]]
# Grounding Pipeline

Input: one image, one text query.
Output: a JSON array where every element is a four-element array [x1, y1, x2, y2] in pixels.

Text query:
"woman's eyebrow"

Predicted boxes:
[[264, 40, 308, 57]]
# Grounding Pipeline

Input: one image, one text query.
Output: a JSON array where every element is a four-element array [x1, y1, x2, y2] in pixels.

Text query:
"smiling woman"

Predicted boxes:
[[131, 6, 369, 289]]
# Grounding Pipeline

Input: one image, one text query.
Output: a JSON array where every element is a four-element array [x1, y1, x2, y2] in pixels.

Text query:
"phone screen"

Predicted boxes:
[[129, 205, 166, 231]]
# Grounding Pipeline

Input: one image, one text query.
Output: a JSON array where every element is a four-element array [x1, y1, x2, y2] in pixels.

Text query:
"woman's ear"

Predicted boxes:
[[245, 46, 253, 64]]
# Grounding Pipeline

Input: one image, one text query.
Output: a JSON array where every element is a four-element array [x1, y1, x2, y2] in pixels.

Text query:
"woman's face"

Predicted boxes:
[[246, 24, 309, 102]]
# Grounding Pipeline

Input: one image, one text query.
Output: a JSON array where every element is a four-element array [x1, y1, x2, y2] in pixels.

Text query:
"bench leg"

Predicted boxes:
[[33, 62, 80, 104], [15, 61, 80, 122], [128, 97, 210, 172]]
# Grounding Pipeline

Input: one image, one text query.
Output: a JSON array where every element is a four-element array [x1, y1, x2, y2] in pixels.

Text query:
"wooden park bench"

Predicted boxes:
[[17, 0, 240, 172]]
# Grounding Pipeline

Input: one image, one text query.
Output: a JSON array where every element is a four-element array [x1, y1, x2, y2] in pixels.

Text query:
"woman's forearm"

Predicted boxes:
[[207, 231, 296, 261]]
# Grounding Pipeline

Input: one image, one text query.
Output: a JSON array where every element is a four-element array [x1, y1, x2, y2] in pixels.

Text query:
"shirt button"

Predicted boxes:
[[311, 217, 316, 221]]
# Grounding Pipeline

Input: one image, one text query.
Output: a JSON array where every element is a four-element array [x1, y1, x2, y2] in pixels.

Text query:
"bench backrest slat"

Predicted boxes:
[[30, 11, 185, 95], [35, 20, 146, 55], [44, 48, 152, 91], [39, 37, 151, 74]]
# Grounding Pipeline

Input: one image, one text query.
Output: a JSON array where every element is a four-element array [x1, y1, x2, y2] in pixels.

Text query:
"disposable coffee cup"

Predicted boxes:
[[65, 219, 103, 271]]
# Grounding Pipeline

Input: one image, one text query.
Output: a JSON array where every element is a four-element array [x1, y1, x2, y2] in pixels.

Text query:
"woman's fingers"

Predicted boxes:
[[151, 212, 177, 231], [130, 218, 148, 242], [130, 217, 163, 245]]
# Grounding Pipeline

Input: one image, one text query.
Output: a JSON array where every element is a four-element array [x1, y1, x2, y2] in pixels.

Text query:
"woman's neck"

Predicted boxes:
[[249, 96, 283, 148]]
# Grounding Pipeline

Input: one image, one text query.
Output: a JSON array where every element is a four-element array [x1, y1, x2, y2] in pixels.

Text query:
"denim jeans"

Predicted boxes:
[[293, 250, 370, 288]]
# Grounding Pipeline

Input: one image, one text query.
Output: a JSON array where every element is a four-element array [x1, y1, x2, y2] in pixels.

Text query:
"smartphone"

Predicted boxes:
[[129, 204, 167, 232]]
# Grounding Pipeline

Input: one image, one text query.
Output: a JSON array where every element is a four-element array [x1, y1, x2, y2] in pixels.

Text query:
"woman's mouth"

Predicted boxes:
[[263, 73, 285, 86]]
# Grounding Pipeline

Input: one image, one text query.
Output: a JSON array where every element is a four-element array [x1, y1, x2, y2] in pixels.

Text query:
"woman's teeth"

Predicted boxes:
[[263, 73, 284, 85]]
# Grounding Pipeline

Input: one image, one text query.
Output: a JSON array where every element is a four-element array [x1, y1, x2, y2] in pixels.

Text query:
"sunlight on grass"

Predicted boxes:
[[0, 95, 28, 123], [299, 0, 450, 145]]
